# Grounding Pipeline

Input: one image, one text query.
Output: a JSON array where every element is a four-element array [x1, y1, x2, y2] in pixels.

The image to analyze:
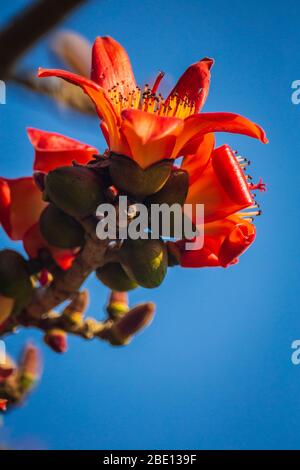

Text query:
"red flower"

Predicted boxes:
[[0, 129, 98, 270], [38, 36, 267, 170]]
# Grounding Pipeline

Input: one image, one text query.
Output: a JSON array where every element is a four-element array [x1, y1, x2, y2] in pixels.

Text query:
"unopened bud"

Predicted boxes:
[[96, 263, 138, 292], [19, 343, 42, 392], [109, 302, 155, 345], [39, 269, 53, 286], [44, 329, 68, 353], [40, 204, 85, 249], [0, 399, 8, 412], [120, 239, 168, 288], [45, 166, 105, 218], [106, 291, 129, 319]]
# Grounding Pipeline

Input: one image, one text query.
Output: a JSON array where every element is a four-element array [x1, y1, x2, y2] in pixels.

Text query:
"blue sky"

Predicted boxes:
[[0, 0, 300, 450]]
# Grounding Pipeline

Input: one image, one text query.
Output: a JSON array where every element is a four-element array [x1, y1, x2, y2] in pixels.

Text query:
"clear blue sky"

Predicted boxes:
[[0, 0, 299, 450]]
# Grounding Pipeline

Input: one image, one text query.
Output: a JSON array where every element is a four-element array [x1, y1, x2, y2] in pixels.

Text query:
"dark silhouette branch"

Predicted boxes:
[[0, 0, 88, 79]]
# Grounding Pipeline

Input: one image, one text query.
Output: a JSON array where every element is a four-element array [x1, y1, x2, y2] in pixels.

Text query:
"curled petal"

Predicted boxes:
[[91, 36, 136, 97], [167, 57, 214, 113], [28, 128, 98, 173], [0, 177, 47, 240], [38, 68, 121, 150], [177, 215, 255, 268], [120, 109, 184, 168], [172, 112, 268, 158], [218, 220, 256, 267]]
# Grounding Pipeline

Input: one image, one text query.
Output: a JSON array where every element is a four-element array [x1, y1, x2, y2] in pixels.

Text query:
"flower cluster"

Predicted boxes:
[[0, 36, 267, 407]]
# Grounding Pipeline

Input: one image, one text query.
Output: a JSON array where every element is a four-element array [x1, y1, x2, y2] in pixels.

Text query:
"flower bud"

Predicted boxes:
[[109, 153, 172, 199], [106, 291, 129, 318], [109, 302, 155, 345], [19, 343, 42, 392], [120, 239, 168, 288], [44, 329, 68, 353], [146, 168, 189, 206], [96, 263, 138, 292], [40, 204, 85, 249], [45, 166, 105, 218], [0, 250, 33, 314]]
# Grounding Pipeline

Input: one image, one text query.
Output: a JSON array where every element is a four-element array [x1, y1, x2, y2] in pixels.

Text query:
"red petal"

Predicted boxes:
[[212, 145, 253, 206], [91, 36, 136, 97], [0, 177, 47, 240], [121, 109, 183, 168], [167, 57, 214, 113], [28, 128, 98, 173], [0, 399, 8, 411], [172, 112, 268, 158], [181, 133, 215, 184]]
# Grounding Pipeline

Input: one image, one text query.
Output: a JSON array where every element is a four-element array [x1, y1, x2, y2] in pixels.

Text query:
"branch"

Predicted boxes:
[[0, 0, 88, 79]]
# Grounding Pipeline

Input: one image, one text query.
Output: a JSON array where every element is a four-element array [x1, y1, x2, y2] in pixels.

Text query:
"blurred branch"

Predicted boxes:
[[10, 70, 96, 115], [0, 0, 88, 79]]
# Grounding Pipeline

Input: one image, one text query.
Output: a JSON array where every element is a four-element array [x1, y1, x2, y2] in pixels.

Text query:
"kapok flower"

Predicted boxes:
[[0, 129, 98, 270], [38, 36, 267, 170], [170, 139, 265, 267]]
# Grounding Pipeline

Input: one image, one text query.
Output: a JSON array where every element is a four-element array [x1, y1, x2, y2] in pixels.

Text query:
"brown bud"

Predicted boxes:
[[109, 302, 155, 345], [44, 329, 68, 353], [106, 291, 129, 319], [19, 343, 42, 392], [120, 239, 168, 289]]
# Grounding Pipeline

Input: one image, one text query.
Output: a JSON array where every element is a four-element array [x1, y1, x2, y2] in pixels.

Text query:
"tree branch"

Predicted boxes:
[[0, 0, 88, 79]]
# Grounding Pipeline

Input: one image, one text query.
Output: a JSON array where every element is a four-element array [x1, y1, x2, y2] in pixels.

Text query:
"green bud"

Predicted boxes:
[[120, 238, 168, 289], [145, 168, 189, 206], [40, 204, 85, 249], [96, 263, 138, 292], [109, 153, 172, 199], [0, 250, 33, 312], [45, 166, 105, 218]]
